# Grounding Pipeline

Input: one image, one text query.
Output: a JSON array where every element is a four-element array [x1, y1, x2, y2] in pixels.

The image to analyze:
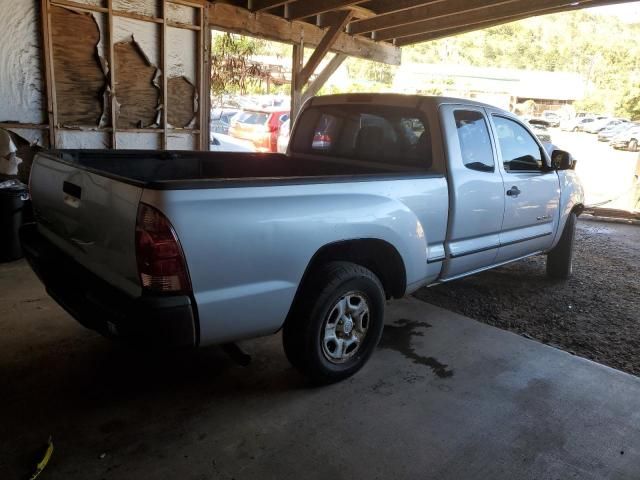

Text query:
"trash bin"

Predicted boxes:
[[0, 180, 29, 262]]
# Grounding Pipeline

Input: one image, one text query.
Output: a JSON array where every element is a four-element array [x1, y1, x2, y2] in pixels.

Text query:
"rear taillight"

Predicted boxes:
[[135, 203, 191, 294]]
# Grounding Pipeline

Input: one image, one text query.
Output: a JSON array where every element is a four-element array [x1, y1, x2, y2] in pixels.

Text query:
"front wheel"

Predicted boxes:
[[282, 262, 385, 384], [629, 139, 638, 152], [546, 212, 577, 279]]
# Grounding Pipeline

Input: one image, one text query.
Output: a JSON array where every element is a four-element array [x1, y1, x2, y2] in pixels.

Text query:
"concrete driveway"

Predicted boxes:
[[1, 260, 640, 479]]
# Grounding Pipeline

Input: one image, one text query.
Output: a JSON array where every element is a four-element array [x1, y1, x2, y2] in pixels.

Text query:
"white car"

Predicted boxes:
[[277, 119, 290, 154], [210, 133, 255, 152]]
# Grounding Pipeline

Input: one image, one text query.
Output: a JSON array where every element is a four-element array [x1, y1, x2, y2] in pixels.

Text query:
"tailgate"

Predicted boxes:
[[30, 153, 143, 297]]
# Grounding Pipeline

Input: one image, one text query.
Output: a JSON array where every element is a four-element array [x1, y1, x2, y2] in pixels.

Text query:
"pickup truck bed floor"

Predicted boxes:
[[415, 219, 640, 376]]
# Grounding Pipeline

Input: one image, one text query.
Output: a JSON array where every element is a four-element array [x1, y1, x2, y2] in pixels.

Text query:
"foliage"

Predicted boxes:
[[210, 33, 268, 100], [616, 86, 640, 120], [403, 10, 640, 118]]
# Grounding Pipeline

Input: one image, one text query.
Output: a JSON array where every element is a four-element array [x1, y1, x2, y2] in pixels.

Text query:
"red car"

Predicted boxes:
[[228, 108, 289, 152]]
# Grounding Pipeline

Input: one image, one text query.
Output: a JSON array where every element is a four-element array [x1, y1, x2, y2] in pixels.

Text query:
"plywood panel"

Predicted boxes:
[[114, 40, 160, 128], [51, 6, 106, 126], [167, 76, 195, 128]]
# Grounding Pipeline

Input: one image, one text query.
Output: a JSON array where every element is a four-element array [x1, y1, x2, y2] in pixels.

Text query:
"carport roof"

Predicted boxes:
[[210, 0, 635, 64]]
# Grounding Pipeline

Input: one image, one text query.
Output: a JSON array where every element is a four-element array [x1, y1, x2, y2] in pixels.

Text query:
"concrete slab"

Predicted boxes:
[[1, 260, 640, 479]]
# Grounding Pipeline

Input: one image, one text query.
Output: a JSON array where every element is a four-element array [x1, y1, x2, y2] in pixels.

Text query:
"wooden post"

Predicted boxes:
[[107, 0, 117, 149], [203, 5, 212, 151], [161, 0, 168, 149], [40, 0, 57, 148], [290, 42, 303, 123]]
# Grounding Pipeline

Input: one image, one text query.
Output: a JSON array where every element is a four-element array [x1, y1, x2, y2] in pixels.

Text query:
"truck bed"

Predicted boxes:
[[52, 150, 420, 189]]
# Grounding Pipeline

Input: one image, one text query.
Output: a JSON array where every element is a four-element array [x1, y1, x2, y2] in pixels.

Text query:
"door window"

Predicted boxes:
[[493, 116, 543, 172], [453, 110, 494, 172]]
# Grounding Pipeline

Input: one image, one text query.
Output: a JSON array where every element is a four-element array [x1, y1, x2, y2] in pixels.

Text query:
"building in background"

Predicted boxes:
[[393, 63, 585, 117]]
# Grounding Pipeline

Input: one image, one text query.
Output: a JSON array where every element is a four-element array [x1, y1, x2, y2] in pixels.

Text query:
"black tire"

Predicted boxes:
[[546, 212, 577, 279], [629, 139, 638, 152], [282, 262, 385, 384]]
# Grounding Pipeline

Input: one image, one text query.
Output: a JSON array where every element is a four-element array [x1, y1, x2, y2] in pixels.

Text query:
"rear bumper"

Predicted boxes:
[[19, 223, 198, 348]]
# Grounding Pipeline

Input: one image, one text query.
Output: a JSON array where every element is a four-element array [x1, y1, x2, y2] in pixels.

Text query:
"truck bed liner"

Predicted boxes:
[[51, 150, 422, 190]]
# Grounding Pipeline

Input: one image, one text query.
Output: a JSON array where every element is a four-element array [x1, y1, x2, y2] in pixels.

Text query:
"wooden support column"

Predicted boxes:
[[107, 0, 117, 148], [203, 5, 211, 151], [40, 0, 57, 148], [290, 11, 352, 123], [290, 42, 304, 121], [298, 10, 352, 87], [161, 0, 168, 149]]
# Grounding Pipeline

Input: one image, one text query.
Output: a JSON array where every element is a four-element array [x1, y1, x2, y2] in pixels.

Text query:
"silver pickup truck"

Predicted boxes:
[[21, 94, 583, 383]]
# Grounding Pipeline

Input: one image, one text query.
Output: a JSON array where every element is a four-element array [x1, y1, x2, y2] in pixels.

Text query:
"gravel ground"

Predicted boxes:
[[414, 219, 640, 376]]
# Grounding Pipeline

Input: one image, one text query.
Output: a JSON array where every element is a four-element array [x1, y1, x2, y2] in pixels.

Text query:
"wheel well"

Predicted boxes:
[[572, 203, 585, 216], [299, 239, 407, 301]]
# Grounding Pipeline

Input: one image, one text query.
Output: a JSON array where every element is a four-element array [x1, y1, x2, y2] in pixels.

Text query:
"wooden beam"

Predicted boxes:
[[286, 0, 367, 20], [41, 0, 57, 148], [359, 0, 444, 16], [375, 0, 623, 42], [107, 0, 117, 148], [350, 0, 520, 36], [394, 0, 632, 45], [203, 4, 212, 150], [290, 42, 304, 122], [299, 10, 352, 87], [302, 53, 347, 103], [161, 0, 168, 149], [197, 4, 205, 150], [248, 0, 293, 12], [209, 3, 400, 65]]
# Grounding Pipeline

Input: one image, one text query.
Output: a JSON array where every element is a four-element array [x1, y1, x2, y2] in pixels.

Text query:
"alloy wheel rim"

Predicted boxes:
[[321, 292, 370, 364]]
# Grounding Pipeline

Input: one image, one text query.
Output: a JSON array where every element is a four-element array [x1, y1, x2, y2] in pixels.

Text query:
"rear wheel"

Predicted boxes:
[[546, 212, 577, 279], [282, 262, 385, 384], [629, 139, 638, 152]]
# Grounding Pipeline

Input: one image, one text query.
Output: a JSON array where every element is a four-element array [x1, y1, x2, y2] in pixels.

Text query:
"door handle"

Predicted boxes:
[[506, 186, 521, 197]]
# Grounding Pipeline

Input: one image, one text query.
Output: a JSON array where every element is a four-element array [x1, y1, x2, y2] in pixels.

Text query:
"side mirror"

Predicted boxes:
[[551, 149, 573, 170]]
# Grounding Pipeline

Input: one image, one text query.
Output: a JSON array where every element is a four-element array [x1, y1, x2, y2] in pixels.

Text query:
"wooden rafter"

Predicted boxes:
[[359, 0, 444, 16], [393, 0, 634, 45], [350, 0, 521, 36], [248, 0, 294, 12], [285, 0, 367, 20], [375, 0, 631, 42]]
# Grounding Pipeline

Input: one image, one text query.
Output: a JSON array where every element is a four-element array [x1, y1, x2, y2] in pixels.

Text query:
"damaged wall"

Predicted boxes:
[[0, 0, 45, 124], [0, 0, 204, 150], [51, 6, 106, 126], [115, 40, 161, 128]]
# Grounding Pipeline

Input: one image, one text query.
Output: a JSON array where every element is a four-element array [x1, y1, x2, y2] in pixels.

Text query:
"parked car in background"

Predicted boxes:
[[583, 118, 627, 134], [210, 108, 239, 134], [228, 108, 289, 152], [542, 111, 561, 127], [210, 132, 255, 152], [525, 118, 552, 144], [277, 119, 290, 154], [611, 125, 640, 152], [597, 123, 634, 142], [561, 117, 596, 132]]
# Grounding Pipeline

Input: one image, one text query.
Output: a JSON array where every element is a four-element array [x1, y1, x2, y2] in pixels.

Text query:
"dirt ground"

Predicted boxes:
[[414, 218, 640, 376]]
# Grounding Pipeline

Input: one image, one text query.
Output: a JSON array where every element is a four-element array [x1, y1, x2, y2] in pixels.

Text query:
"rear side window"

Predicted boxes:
[[453, 110, 494, 172], [493, 116, 543, 172], [291, 105, 432, 170]]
